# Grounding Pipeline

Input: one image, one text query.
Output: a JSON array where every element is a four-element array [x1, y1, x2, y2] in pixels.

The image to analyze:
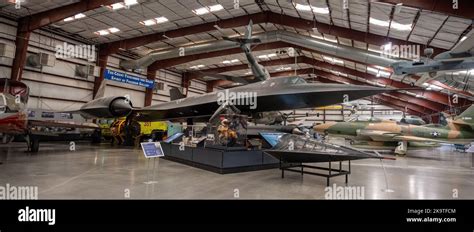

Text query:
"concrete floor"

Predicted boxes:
[[0, 141, 473, 199]]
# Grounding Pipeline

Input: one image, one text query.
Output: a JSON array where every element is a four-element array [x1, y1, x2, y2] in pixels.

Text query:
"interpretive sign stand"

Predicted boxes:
[[141, 142, 164, 184]]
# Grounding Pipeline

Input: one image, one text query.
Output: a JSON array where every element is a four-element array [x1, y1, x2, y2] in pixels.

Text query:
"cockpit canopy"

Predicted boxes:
[[0, 78, 29, 103]]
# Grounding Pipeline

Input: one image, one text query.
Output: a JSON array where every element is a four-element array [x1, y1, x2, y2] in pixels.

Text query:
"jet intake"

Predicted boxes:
[[79, 96, 133, 119]]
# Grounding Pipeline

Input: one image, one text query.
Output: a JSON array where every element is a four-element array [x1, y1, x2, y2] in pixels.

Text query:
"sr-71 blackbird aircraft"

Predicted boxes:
[[1, 21, 403, 153], [77, 21, 400, 123], [314, 105, 474, 155]]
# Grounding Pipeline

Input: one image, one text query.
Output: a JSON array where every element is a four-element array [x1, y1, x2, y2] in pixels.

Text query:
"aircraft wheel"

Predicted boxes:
[[30, 138, 40, 153]]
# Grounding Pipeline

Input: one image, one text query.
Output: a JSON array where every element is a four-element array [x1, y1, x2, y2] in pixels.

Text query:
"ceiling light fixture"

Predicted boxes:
[[139, 16, 169, 26], [64, 13, 86, 22], [192, 4, 224, 15], [94, 27, 120, 36], [107, 0, 138, 10]]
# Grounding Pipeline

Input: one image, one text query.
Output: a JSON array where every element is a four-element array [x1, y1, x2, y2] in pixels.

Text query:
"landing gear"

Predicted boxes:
[[25, 134, 40, 153]]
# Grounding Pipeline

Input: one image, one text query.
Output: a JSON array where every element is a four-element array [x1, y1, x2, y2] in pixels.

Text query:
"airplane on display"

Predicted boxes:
[[390, 30, 474, 86], [314, 105, 474, 155], [0, 78, 98, 152], [0, 21, 406, 153], [77, 21, 401, 123]]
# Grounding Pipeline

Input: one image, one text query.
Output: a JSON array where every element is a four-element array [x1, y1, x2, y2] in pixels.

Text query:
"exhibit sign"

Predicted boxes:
[[140, 142, 165, 158], [104, 69, 154, 89]]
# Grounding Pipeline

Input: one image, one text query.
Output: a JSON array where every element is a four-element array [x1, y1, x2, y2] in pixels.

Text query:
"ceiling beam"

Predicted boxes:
[[148, 41, 289, 70], [100, 11, 447, 57], [100, 12, 268, 55], [19, 0, 124, 32], [378, 0, 474, 19], [10, 0, 123, 81]]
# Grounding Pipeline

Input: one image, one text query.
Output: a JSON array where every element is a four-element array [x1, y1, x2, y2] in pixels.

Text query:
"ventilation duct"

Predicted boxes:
[[120, 30, 398, 70]]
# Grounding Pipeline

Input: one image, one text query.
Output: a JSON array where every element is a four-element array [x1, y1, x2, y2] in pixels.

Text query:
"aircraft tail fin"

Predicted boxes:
[[170, 88, 186, 101], [223, 20, 269, 82], [94, 79, 107, 100], [453, 105, 474, 128]]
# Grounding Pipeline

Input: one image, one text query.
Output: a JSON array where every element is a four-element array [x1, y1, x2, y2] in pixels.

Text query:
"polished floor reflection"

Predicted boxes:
[[0, 142, 473, 199]]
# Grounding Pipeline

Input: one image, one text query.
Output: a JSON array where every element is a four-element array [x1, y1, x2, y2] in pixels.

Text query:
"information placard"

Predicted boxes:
[[104, 69, 154, 89], [140, 142, 165, 158]]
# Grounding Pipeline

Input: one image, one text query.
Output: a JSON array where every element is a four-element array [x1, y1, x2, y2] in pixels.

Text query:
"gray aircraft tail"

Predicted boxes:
[[223, 20, 269, 82]]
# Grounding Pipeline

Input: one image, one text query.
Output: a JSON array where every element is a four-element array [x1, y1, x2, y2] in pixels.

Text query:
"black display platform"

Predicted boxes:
[[161, 143, 279, 174]]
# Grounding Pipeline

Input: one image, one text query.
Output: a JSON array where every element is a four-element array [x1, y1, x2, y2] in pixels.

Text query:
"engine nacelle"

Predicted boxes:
[[79, 96, 133, 119]]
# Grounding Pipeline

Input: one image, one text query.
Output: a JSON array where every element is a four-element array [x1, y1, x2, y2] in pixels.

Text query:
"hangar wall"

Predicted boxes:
[[0, 16, 207, 111]]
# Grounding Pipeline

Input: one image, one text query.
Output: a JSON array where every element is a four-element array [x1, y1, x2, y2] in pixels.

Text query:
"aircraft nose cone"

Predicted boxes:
[[111, 98, 133, 117]]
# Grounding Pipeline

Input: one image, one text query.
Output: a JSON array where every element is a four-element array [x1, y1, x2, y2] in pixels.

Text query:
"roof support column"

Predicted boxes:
[[182, 72, 191, 97], [10, 22, 30, 81], [93, 50, 108, 99], [145, 68, 156, 107]]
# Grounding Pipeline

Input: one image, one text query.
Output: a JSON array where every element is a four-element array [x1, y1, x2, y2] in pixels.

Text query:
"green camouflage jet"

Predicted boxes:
[[314, 105, 474, 155]]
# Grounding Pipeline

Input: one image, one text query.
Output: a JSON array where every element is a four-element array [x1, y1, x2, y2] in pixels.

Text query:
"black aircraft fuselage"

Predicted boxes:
[[134, 76, 392, 121]]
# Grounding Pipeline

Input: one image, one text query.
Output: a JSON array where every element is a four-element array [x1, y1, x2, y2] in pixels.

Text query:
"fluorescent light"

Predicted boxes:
[[258, 53, 277, 59], [193, 4, 223, 15], [461, 36, 467, 42], [369, 17, 389, 27], [391, 21, 412, 31], [109, 3, 125, 10], [94, 27, 120, 36], [109, 27, 120, 33], [156, 16, 168, 23], [190, 64, 205, 69], [63, 13, 86, 22], [422, 83, 430, 86], [95, 30, 110, 36], [75, 13, 86, 19], [140, 16, 168, 26], [313, 7, 329, 14], [293, 3, 329, 14], [140, 19, 155, 26], [294, 3, 312, 11], [209, 4, 224, 11], [124, 0, 138, 6], [222, 59, 239, 64], [107, 0, 138, 10], [276, 67, 292, 71], [193, 7, 209, 15]]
